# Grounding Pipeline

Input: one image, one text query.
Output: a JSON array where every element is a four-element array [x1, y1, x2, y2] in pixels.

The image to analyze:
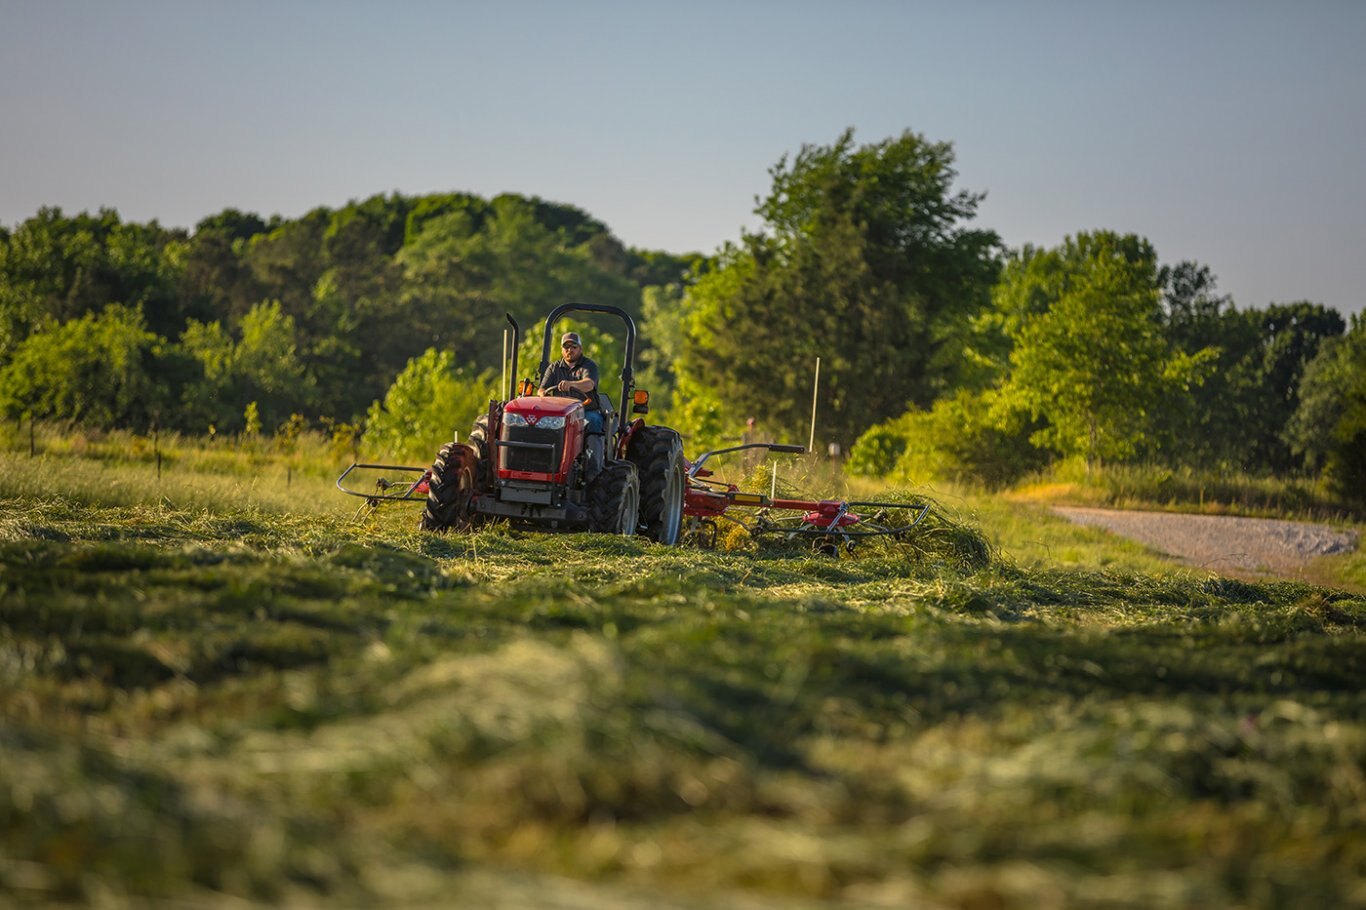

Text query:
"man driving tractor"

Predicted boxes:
[[540, 331, 605, 472]]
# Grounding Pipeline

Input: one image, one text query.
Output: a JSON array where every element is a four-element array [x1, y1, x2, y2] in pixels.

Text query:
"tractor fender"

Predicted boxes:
[[617, 417, 648, 459]]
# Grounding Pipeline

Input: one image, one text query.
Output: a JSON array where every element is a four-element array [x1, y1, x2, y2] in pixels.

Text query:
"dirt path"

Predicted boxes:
[[1053, 507, 1359, 576]]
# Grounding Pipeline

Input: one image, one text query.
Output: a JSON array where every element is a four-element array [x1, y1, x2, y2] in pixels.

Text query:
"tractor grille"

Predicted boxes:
[[501, 425, 564, 473]]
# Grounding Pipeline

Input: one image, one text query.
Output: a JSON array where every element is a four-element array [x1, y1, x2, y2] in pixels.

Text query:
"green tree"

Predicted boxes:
[[178, 301, 314, 432], [1151, 265, 1345, 472], [394, 195, 640, 377], [1002, 233, 1216, 470], [362, 348, 499, 462], [677, 128, 1000, 449], [1151, 262, 1255, 467], [1287, 314, 1366, 502], [636, 283, 689, 416], [978, 234, 1168, 379], [0, 305, 166, 428], [1248, 302, 1344, 471], [179, 209, 268, 327], [0, 192, 732, 432], [0, 207, 187, 361]]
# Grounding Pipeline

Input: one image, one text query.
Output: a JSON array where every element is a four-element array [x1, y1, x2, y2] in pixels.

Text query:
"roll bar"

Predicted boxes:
[[535, 303, 638, 437]]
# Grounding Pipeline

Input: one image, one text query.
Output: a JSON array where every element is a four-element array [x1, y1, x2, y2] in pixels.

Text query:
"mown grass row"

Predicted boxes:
[[3, 437, 1364, 906], [3, 451, 1364, 910]]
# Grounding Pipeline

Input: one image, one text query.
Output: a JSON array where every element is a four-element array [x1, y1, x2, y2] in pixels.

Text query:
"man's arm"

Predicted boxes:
[[552, 376, 595, 395], [540, 373, 593, 395]]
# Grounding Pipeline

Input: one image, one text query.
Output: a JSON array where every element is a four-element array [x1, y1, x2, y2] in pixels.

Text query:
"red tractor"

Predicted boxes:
[[338, 303, 929, 553], [359, 303, 687, 543]]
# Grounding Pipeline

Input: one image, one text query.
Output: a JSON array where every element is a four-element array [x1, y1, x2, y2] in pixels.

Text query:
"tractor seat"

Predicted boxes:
[[596, 393, 615, 427]]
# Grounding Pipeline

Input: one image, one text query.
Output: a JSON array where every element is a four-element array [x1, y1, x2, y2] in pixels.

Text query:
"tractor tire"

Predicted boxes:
[[467, 414, 492, 488], [587, 461, 640, 536], [420, 442, 478, 532], [627, 427, 686, 545]]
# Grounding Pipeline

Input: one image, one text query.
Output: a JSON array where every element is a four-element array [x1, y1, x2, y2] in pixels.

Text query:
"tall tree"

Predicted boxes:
[[1248, 302, 1344, 470], [1286, 314, 1365, 500], [180, 209, 269, 325], [1152, 262, 1263, 467], [677, 128, 1000, 448], [1003, 233, 1215, 470], [0, 208, 187, 360]]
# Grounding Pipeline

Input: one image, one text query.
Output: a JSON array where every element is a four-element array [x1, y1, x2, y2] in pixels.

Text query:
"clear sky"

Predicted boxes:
[[2, 0, 1363, 316]]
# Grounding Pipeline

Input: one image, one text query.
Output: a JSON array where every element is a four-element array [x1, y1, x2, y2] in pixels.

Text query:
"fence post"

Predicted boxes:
[[808, 357, 820, 454]]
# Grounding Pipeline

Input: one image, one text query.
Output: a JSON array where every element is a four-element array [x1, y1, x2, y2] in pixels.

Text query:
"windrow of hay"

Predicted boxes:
[[1, 459, 1364, 908]]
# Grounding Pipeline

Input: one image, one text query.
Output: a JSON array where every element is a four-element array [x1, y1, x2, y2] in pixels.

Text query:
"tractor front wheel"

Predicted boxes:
[[627, 427, 686, 544], [420, 443, 478, 532], [587, 461, 640, 536], [467, 414, 492, 489]]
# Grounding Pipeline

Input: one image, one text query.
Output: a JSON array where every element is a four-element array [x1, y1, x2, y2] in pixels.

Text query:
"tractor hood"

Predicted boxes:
[[503, 395, 584, 424]]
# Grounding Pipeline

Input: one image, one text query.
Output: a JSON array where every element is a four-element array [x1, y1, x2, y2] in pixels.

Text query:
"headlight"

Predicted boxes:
[[503, 412, 566, 429]]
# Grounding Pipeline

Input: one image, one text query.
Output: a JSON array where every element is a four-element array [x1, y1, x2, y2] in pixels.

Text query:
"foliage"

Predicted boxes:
[[0, 167, 1351, 499], [362, 347, 498, 462], [394, 194, 642, 367], [848, 387, 1046, 487], [678, 128, 1001, 450], [0, 304, 167, 428], [972, 245, 1344, 477], [1157, 270, 1345, 471], [180, 300, 315, 432], [1, 195, 690, 432], [0, 207, 188, 363], [1289, 314, 1366, 503], [635, 283, 688, 415], [999, 233, 1217, 469]]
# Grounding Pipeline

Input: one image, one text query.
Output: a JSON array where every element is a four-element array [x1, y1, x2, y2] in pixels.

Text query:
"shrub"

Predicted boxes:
[[849, 389, 1046, 488], [362, 348, 497, 462], [0, 304, 167, 429]]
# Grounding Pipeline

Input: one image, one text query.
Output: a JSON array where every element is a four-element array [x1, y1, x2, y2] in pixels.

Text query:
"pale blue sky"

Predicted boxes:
[[2, 1, 1363, 315]]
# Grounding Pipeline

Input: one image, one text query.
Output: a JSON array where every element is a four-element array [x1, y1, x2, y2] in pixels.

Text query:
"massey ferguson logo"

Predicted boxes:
[[526, 415, 539, 426]]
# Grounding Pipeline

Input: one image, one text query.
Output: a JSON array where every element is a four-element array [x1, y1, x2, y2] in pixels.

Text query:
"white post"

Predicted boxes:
[[808, 356, 820, 453]]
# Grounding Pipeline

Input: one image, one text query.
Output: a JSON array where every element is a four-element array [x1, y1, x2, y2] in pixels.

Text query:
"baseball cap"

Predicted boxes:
[[561, 332, 582, 347]]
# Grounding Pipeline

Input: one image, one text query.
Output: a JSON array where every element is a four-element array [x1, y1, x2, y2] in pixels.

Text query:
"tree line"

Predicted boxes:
[[0, 193, 695, 436], [2, 129, 1362, 502]]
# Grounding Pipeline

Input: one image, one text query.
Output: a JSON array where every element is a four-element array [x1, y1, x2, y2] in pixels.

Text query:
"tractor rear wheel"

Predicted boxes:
[[627, 427, 686, 544], [587, 461, 640, 535], [420, 443, 478, 532]]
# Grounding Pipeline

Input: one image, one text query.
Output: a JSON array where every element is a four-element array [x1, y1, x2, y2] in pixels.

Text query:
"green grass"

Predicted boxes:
[[1012, 460, 1361, 524], [2, 443, 1364, 908]]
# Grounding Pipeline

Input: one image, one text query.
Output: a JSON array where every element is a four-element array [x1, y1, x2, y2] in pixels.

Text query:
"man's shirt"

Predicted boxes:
[[540, 356, 600, 409]]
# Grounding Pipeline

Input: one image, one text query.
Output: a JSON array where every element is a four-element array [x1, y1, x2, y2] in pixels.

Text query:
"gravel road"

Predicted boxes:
[[1053, 507, 1359, 575]]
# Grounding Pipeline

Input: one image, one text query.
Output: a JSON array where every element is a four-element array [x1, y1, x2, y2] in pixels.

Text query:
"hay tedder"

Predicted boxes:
[[337, 303, 929, 553]]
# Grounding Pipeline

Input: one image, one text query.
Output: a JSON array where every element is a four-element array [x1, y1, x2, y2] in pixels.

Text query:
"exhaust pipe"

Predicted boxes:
[[505, 313, 520, 400]]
